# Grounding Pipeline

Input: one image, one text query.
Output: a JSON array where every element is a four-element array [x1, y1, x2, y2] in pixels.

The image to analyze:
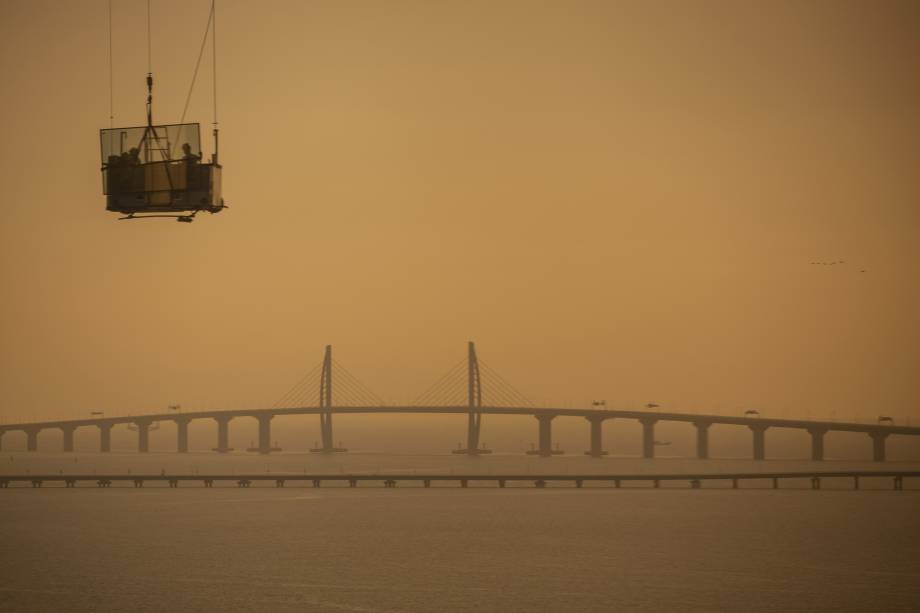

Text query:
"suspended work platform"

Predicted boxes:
[[100, 122, 224, 220]]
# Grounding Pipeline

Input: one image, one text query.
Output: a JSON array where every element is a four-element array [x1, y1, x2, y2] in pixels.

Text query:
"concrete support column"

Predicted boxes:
[[809, 428, 827, 461], [176, 419, 190, 453], [213, 416, 233, 453], [750, 424, 768, 460], [321, 412, 334, 449], [584, 417, 607, 457], [538, 415, 552, 455], [640, 418, 657, 459], [252, 414, 273, 454], [465, 411, 480, 451], [136, 421, 151, 453], [694, 421, 711, 459], [870, 431, 889, 462], [527, 415, 562, 456], [312, 413, 347, 453], [99, 424, 112, 453], [62, 426, 76, 453], [0, 431, 4, 452], [26, 428, 39, 452]]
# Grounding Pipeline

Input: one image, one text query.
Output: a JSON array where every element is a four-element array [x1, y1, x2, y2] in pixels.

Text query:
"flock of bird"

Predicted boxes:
[[810, 260, 867, 272]]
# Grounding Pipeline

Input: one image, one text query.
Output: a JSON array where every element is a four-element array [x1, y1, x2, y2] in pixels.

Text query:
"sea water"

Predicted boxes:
[[1, 453, 918, 613]]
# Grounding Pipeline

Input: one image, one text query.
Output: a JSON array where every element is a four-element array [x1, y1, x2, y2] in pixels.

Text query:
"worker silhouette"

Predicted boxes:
[[181, 142, 200, 188], [119, 147, 140, 166], [181, 142, 200, 162]]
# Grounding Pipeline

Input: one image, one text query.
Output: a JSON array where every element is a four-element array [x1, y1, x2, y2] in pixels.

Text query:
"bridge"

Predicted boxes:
[[1, 343, 917, 462], [2, 471, 916, 490]]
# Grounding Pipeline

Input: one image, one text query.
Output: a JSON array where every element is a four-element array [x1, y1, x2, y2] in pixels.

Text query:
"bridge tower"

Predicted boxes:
[[311, 345, 347, 453], [452, 342, 492, 455]]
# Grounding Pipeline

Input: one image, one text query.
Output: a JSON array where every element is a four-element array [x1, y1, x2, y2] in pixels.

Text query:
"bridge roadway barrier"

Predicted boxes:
[[0, 471, 916, 490]]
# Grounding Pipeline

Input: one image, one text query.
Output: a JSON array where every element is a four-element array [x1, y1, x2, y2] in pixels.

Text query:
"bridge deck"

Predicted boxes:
[[2, 471, 917, 488], [2, 405, 918, 436]]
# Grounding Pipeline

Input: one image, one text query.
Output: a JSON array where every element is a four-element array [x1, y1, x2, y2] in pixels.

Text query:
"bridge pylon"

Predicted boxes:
[[310, 345, 347, 454], [452, 342, 492, 455]]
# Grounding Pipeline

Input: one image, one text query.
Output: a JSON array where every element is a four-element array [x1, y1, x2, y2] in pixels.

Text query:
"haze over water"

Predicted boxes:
[[2, 454, 919, 613]]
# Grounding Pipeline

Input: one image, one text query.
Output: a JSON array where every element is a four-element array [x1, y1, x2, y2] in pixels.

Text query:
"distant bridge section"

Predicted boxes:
[[2, 471, 916, 490], [1, 404, 917, 462], [1, 343, 918, 462]]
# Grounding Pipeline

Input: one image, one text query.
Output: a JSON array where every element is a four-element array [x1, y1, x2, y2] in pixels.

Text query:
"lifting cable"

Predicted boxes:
[[108, 0, 114, 128], [108, 1, 219, 159], [146, 0, 152, 76], [212, 0, 219, 163], [176, 1, 217, 155], [212, 0, 218, 131]]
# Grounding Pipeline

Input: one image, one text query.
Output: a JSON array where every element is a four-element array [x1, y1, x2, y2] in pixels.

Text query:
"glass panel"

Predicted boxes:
[[105, 164, 220, 212], [103, 160, 192, 195], [100, 123, 201, 166]]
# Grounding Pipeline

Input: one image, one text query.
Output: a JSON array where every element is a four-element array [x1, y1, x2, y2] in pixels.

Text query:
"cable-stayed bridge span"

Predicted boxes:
[[2, 343, 917, 462]]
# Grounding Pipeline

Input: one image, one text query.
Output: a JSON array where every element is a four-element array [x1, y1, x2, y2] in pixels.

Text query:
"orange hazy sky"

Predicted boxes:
[[0, 0, 918, 424]]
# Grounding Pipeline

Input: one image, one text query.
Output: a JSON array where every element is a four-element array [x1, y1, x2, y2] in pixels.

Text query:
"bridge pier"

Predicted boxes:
[[99, 424, 111, 453], [62, 426, 75, 453], [808, 427, 827, 461], [310, 412, 347, 453], [584, 416, 607, 457], [640, 418, 657, 459], [213, 416, 234, 453], [136, 420, 152, 453], [247, 414, 278, 454], [749, 424, 768, 460], [694, 421, 711, 459], [870, 431, 889, 462], [452, 411, 492, 455], [527, 415, 563, 456], [467, 411, 487, 455], [176, 418, 190, 453], [26, 428, 39, 452]]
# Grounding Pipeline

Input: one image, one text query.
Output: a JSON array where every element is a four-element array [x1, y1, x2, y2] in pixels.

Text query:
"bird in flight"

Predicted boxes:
[[810, 260, 865, 271]]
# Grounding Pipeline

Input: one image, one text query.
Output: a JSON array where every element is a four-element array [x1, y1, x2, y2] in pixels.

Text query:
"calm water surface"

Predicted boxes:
[[1, 454, 919, 612]]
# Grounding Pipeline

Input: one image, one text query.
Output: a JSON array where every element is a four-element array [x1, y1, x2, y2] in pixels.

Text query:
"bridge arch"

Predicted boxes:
[[704, 422, 767, 460], [883, 432, 919, 462], [1, 429, 29, 452], [608, 419, 643, 458], [823, 430, 874, 461]]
